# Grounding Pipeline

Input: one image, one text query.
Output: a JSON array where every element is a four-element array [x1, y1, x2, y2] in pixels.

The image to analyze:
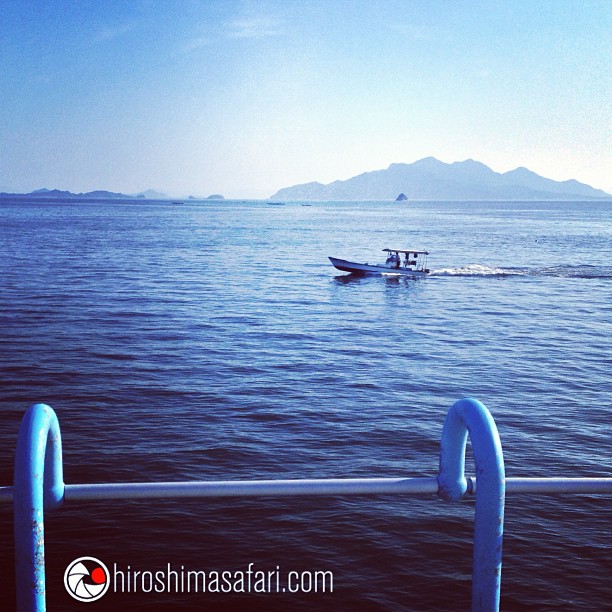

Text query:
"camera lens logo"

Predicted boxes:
[[64, 557, 110, 602]]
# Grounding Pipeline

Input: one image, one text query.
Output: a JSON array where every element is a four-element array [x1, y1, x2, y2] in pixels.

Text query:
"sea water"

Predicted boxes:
[[0, 198, 610, 610]]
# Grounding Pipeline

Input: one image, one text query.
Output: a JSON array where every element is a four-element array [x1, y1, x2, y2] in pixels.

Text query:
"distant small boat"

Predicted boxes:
[[329, 248, 430, 277], [172, 201, 183, 205]]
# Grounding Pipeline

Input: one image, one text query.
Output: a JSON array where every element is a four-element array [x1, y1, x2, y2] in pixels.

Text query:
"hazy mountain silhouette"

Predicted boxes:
[[271, 157, 610, 201]]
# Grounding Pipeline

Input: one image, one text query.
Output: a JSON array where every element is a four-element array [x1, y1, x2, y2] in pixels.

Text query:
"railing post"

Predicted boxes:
[[438, 398, 505, 612], [13, 403, 65, 612]]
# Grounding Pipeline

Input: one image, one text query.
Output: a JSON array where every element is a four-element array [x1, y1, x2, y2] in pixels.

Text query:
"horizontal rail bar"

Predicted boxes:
[[69, 478, 441, 501], [1, 477, 611, 504], [505, 477, 612, 494], [64, 477, 439, 500]]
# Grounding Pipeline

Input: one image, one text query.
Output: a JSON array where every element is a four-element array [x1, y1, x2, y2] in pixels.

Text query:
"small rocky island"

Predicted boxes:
[[395, 193, 408, 201]]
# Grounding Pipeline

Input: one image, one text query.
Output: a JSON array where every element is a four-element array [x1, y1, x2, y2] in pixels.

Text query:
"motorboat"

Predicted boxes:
[[329, 248, 430, 277]]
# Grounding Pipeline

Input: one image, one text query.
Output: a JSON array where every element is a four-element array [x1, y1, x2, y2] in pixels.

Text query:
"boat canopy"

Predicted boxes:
[[383, 248, 429, 255]]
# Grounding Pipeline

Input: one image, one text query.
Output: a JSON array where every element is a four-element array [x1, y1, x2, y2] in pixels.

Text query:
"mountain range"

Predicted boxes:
[[0, 188, 226, 200], [270, 157, 610, 201], [0, 188, 167, 200]]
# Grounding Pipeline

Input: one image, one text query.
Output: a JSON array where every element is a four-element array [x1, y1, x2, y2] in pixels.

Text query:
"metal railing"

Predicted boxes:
[[1, 398, 611, 611]]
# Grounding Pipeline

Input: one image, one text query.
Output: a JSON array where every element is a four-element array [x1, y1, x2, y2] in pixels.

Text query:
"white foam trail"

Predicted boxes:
[[430, 264, 527, 277]]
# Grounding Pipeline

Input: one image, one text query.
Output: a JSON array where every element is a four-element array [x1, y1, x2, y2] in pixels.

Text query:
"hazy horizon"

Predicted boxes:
[[1, 1, 610, 198], [4, 155, 610, 200]]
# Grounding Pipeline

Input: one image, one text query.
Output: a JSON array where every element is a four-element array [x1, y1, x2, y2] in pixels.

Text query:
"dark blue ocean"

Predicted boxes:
[[1, 198, 610, 611]]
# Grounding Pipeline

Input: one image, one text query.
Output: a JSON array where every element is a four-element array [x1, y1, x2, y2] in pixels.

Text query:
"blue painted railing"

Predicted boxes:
[[438, 398, 505, 611], [2, 398, 611, 612], [12, 404, 64, 612]]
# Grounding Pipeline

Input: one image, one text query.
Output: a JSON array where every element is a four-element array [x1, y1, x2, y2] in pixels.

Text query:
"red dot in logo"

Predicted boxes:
[[91, 567, 106, 584]]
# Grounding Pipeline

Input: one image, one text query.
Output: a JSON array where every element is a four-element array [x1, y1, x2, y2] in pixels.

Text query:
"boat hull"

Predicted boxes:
[[329, 257, 428, 278]]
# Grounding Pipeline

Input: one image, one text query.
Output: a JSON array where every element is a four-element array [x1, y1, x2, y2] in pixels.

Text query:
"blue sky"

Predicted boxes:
[[1, 0, 610, 198]]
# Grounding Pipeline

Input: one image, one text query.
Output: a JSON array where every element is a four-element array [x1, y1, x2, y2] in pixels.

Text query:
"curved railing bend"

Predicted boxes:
[[3, 399, 611, 612], [13, 403, 64, 612], [438, 398, 505, 612]]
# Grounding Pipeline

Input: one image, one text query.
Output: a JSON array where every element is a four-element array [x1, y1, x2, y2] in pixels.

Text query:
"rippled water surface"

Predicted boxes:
[[1, 199, 610, 610]]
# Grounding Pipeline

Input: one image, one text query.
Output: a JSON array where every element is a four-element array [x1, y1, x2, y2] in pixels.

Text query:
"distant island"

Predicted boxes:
[[0, 188, 226, 201], [0, 188, 140, 199], [271, 157, 611, 201], [189, 194, 225, 200], [0, 187, 166, 200]]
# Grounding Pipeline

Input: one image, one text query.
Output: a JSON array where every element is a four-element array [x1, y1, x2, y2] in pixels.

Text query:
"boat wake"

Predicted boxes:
[[430, 264, 612, 279], [430, 264, 526, 277]]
